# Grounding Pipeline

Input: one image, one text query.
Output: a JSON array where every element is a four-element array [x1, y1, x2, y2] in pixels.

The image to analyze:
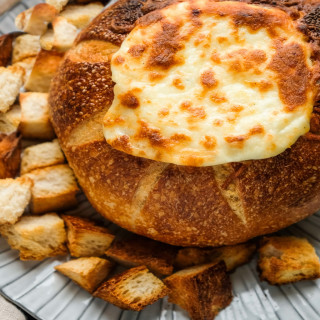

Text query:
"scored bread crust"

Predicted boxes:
[[49, 0, 320, 247]]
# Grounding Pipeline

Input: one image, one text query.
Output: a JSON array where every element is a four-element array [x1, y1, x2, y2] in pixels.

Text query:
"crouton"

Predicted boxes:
[[55, 257, 114, 292], [0, 176, 32, 225], [15, 4, 57, 36], [12, 35, 40, 64], [24, 164, 78, 214], [60, 3, 104, 29], [0, 32, 23, 67], [0, 66, 24, 113], [175, 242, 256, 271], [164, 262, 232, 320], [25, 49, 64, 92], [0, 104, 21, 134], [13, 57, 36, 85], [94, 266, 168, 311], [0, 213, 67, 260], [46, 0, 69, 12], [51, 17, 78, 52], [21, 139, 64, 175], [62, 215, 114, 257], [40, 30, 54, 51], [105, 235, 176, 276], [258, 236, 320, 285], [0, 132, 21, 179], [20, 92, 55, 140]]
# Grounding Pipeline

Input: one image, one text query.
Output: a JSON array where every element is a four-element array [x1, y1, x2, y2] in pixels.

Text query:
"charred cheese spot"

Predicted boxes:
[[119, 90, 141, 109], [114, 55, 125, 65], [104, 0, 317, 166]]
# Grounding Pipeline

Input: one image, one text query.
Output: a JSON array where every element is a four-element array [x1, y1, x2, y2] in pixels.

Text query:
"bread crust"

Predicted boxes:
[[49, 0, 320, 246]]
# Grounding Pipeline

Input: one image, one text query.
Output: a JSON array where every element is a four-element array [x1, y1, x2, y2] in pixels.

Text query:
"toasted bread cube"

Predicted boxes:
[[105, 235, 176, 276], [0, 104, 21, 134], [25, 164, 79, 214], [0, 66, 24, 113], [62, 215, 114, 257], [40, 30, 54, 51], [13, 57, 37, 85], [20, 92, 55, 140], [25, 49, 64, 92], [15, 4, 57, 36], [258, 236, 320, 285], [12, 35, 40, 64], [94, 266, 168, 311], [164, 262, 232, 320], [52, 17, 78, 52], [55, 257, 113, 292], [46, 0, 69, 12], [0, 132, 21, 179], [175, 242, 256, 271], [0, 213, 67, 260], [0, 176, 32, 225], [21, 139, 65, 175], [60, 3, 104, 28]]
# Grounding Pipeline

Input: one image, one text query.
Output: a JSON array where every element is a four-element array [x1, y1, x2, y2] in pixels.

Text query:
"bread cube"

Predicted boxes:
[[12, 35, 40, 64], [20, 92, 55, 140], [25, 49, 64, 92], [55, 257, 113, 292], [0, 132, 21, 179], [164, 262, 232, 320], [94, 266, 168, 311], [0, 66, 24, 113], [25, 164, 79, 214], [52, 17, 78, 52], [46, 0, 69, 12], [60, 3, 104, 28], [0, 176, 32, 225], [0, 32, 23, 67], [105, 235, 176, 276], [258, 236, 320, 285], [21, 139, 65, 174], [175, 242, 256, 271], [15, 4, 57, 35], [13, 57, 36, 84], [62, 215, 114, 257], [40, 30, 54, 51], [0, 213, 67, 260]]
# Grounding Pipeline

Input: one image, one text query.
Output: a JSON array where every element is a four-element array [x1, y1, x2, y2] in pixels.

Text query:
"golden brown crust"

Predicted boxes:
[[49, 0, 320, 246]]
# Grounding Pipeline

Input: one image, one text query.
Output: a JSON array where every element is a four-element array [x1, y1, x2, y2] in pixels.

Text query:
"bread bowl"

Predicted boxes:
[[49, 0, 320, 247]]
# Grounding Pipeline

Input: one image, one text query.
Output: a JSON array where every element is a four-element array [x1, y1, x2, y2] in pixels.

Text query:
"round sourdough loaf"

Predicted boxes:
[[49, 0, 320, 246]]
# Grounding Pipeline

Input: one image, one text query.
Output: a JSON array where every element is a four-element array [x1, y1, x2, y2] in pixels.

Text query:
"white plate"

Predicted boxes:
[[1, 1, 320, 319]]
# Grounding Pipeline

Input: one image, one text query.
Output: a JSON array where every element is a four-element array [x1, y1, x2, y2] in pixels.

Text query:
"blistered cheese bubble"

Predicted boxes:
[[103, 0, 317, 166]]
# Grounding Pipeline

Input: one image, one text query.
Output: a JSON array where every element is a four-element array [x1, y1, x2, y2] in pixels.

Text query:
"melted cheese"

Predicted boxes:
[[103, 0, 317, 166]]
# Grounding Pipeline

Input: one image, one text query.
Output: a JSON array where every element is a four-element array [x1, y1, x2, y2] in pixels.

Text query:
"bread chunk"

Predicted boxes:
[[15, 4, 57, 35], [25, 164, 79, 214], [105, 235, 176, 276], [12, 35, 40, 64], [60, 3, 104, 28], [94, 265, 168, 311], [20, 92, 55, 140], [21, 139, 65, 175], [0, 66, 24, 113], [52, 17, 78, 52], [0, 176, 32, 225], [46, 0, 68, 12], [0, 105, 21, 134], [164, 262, 232, 320], [55, 257, 114, 292], [258, 236, 320, 285], [0, 132, 21, 179], [62, 215, 114, 257], [175, 242, 256, 271], [0, 32, 23, 67], [0, 213, 67, 260], [13, 57, 36, 85], [25, 49, 64, 92]]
